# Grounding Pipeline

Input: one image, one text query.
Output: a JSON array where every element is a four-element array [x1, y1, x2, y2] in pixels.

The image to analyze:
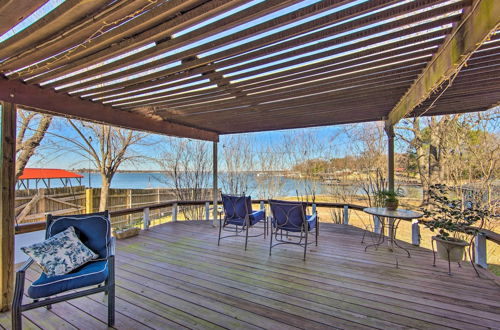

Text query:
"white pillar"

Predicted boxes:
[[475, 233, 487, 269], [373, 215, 381, 234], [205, 202, 210, 220], [172, 203, 178, 222], [343, 205, 349, 225], [411, 219, 420, 246], [143, 207, 150, 230]]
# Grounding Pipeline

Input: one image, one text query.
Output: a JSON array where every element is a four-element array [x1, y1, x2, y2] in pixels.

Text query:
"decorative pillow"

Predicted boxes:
[[21, 226, 98, 277]]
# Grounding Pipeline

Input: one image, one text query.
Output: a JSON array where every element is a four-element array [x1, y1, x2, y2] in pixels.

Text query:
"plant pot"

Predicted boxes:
[[433, 236, 468, 262], [385, 200, 399, 210], [114, 227, 140, 239]]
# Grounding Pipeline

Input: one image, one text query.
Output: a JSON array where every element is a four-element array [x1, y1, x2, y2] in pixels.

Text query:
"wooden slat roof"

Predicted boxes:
[[0, 0, 498, 140]]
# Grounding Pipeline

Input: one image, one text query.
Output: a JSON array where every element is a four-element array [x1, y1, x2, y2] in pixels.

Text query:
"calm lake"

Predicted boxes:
[[71, 172, 423, 199]]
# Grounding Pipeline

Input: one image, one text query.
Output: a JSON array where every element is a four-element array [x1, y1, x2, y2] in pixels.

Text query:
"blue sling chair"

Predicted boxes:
[[12, 211, 115, 330], [269, 200, 318, 260], [218, 194, 267, 250]]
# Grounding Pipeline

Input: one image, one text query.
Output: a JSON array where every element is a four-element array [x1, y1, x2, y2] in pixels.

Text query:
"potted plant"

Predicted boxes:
[[376, 190, 400, 210], [113, 219, 143, 239], [422, 184, 487, 262]]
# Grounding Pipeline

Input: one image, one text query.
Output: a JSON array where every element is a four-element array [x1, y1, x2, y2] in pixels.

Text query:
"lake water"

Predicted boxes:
[[69, 172, 422, 199]]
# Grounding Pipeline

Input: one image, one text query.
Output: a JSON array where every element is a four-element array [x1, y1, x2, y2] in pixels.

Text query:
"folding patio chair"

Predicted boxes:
[[269, 200, 318, 260], [218, 194, 266, 250]]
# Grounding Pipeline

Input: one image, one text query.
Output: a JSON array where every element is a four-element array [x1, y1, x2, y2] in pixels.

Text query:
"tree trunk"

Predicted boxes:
[[15, 114, 52, 179], [99, 175, 110, 211]]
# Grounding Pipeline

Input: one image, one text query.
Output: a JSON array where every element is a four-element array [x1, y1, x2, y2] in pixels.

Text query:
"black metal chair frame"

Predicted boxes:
[[12, 211, 115, 330], [269, 200, 318, 260], [218, 194, 267, 250]]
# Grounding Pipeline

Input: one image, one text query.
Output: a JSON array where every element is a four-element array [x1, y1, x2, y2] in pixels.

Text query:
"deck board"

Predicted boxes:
[[2, 221, 500, 329]]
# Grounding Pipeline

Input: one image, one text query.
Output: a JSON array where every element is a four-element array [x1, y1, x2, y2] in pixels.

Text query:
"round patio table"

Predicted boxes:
[[363, 207, 423, 268]]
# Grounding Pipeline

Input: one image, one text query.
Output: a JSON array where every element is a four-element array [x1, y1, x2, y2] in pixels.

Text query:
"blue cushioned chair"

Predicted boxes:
[[218, 194, 267, 250], [269, 200, 318, 260], [12, 211, 115, 330]]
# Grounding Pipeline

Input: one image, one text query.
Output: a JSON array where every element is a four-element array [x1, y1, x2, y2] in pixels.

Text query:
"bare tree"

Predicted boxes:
[[15, 109, 52, 179], [51, 120, 147, 211], [220, 135, 255, 195], [157, 138, 211, 220]]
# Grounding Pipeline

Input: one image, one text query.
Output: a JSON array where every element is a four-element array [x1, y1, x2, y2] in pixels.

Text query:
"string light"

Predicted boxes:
[[14, 0, 159, 78]]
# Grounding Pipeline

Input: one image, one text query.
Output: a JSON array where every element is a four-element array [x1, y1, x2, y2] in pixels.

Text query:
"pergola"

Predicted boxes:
[[0, 0, 498, 311]]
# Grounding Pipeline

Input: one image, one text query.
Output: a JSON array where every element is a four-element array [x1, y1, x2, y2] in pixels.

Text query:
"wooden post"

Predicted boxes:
[[143, 207, 150, 230], [343, 205, 349, 225], [373, 215, 381, 234], [85, 188, 93, 214], [385, 123, 395, 192], [39, 188, 46, 215], [0, 102, 16, 311], [126, 189, 132, 222], [411, 220, 420, 246], [212, 141, 218, 227], [475, 233, 487, 269], [205, 202, 210, 220], [172, 203, 178, 222]]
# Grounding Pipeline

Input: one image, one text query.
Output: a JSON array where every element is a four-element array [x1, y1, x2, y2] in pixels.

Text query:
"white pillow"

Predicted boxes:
[[21, 226, 98, 277]]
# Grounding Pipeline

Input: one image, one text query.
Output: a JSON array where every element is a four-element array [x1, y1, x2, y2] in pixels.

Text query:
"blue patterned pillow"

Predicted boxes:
[[21, 226, 98, 277]]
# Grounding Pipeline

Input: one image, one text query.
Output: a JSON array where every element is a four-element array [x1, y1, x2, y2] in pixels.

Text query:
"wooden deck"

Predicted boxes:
[[2, 221, 500, 329]]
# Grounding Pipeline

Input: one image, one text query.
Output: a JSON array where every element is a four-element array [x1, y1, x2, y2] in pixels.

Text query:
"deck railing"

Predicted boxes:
[[14, 199, 498, 269]]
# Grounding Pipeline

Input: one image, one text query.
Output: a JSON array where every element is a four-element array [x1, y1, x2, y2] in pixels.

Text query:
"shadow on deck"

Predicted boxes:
[[2, 221, 500, 329]]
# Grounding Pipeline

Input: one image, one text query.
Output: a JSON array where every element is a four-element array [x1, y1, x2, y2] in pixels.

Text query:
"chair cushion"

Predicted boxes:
[[222, 194, 252, 220], [21, 226, 98, 277], [226, 209, 265, 226], [28, 260, 108, 299], [48, 213, 110, 259]]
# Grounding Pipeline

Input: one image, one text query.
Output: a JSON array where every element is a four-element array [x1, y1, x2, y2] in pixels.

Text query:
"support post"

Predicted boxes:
[[411, 219, 420, 246], [85, 188, 93, 214], [172, 203, 178, 222], [373, 215, 381, 234], [0, 102, 16, 311], [385, 123, 395, 192], [260, 200, 265, 211], [312, 203, 316, 215], [205, 202, 210, 220], [126, 189, 132, 221], [143, 207, 150, 230], [475, 233, 487, 269], [212, 142, 218, 227], [343, 205, 349, 225]]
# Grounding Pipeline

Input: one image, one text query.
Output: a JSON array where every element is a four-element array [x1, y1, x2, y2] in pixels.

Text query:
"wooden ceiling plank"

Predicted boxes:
[[166, 81, 413, 117], [213, 1, 464, 79], [12, 0, 217, 79], [0, 0, 111, 62], [0, 0, 153, 71], [92, 25, 447, 101], [123, 64, 425, 109], [68, 0, 458, 97], [0, 76, 218, 141], [0, 0, 46, 36], [387, 0, 500, 125], [39, 0, 303, 87]]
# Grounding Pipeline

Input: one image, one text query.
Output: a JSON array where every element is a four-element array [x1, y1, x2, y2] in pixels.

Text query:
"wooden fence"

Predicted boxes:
[[15, 186, 213, 227]]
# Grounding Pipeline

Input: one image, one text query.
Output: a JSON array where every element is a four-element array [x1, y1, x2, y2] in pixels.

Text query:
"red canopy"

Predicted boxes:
[[19, 168, 84, 180]]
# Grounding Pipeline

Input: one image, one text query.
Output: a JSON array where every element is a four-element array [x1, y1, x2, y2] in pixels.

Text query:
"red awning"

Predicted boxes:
[[19, 168, 84, 180]]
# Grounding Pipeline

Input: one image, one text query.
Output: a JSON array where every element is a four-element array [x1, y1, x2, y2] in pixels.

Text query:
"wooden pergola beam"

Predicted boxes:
[[0, 101, 16, 311], [0, 77, 219, 142], [387, 0, 500, 125]]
